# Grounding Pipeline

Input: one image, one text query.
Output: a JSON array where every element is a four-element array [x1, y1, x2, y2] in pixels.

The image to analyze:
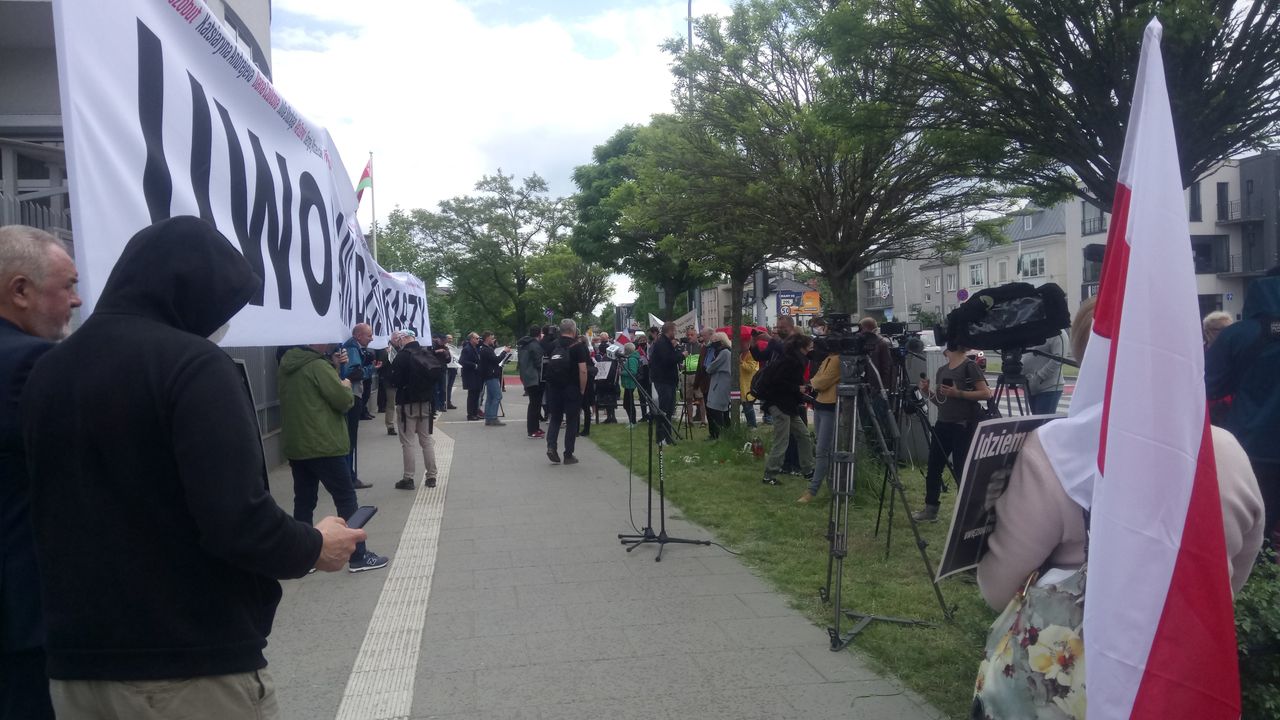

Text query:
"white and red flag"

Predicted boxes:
[[1038, 18, 1239, 719]]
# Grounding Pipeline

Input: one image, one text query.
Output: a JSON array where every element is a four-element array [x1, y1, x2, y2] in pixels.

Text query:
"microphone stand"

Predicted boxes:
[[616, 356, 710, 562]]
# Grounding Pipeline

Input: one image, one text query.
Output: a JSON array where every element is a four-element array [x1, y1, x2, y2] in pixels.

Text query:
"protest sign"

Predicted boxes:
[[52, 0, 428, 346], [935, 414, 1056, 581]]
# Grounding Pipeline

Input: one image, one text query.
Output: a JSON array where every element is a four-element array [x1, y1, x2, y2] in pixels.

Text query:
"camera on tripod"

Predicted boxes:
[[814, 313, 880, 356], [934, 282, 1071, 362]]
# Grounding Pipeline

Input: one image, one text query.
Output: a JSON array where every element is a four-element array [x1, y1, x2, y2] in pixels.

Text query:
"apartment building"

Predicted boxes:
[[858, 154, 1278, 327]]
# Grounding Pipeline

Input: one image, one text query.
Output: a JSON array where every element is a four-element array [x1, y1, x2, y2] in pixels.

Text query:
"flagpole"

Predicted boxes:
[[369, 151, 377, 264]]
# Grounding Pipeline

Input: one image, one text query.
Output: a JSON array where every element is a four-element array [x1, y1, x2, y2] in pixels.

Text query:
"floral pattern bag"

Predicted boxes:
[[971, 565, 1087, 719]]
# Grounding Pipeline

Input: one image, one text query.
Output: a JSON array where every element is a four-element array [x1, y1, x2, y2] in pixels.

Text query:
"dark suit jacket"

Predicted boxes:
[[0, 317, 53, 651]]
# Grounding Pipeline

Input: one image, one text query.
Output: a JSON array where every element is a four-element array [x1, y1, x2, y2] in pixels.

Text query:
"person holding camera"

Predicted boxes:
[[756, 333, 816, 486], [341, 323, 374, 489], [915, 341, 992, 521]]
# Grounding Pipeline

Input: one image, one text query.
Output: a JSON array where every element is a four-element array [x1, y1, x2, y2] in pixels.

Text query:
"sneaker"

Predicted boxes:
[[361, 413, 375, 421], [425, 476, 438, 488], [797, 491, 816, 504], [912, 504, 940, 523], [307, 567, 317, 575], [528, 430, 546, 439], [547, 449, 561, 464], [349, 551, 390, 573], [485, 420, 506, 427], [447, 403, 459, 410], [395, 478, 416, 490], [762, 476, 781, 486], [386, 428, 397, 436], [563, 453, 579, 465], [353, 480, 373, 490]]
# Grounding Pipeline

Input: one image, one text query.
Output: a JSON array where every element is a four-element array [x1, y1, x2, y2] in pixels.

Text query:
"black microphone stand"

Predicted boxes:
[[616, 357, 710, 561]]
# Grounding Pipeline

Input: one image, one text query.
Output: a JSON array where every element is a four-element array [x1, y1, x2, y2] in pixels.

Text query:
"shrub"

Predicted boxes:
[[1237, 546, 1280, 719]]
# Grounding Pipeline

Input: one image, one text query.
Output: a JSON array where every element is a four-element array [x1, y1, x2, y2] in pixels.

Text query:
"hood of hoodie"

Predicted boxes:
[[93, 216, 262, 337], [1242, 276, 1280, 319], [279, 346, 327, 376], [516, 335, 535, 349]]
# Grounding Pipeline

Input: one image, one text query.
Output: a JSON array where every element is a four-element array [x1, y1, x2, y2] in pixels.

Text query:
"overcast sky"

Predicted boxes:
[[271, 0, 730, 304]]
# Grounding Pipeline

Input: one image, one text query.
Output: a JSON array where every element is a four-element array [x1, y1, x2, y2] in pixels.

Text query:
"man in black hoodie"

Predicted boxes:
[[21, 217, 364, 719], [649, 321, 681, 445]]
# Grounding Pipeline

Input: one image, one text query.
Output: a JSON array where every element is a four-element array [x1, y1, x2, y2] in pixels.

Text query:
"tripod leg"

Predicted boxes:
[[863, 391, 953, 622]]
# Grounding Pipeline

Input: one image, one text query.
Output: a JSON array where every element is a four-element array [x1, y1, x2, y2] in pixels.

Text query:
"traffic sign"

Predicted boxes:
[[956, 288, 970, 302]]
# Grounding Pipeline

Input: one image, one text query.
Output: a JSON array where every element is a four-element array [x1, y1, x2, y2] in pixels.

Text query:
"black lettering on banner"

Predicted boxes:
[[337, 219, 358, 326], [248, 135, 292, 309], [275, 154, 294, 302], [138, 21, 172, 223], [187, 74, 215, 224], [298, 172, 333, 315]]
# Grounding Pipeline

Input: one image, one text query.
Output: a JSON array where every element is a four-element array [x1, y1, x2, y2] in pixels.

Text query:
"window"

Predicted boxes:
[[1188, 182, 1202, 222], [1082, 201, 1106, 235], [1216, 182, 1229, 222], [923, 276, 931, 291], [1019, 251, 1046, 278], [997, 260, 1008, 282], [1190, 235, 1229, 274], [969, 262, 985, 286], [1023, 215, 1033, 231], [945, 273, 957, 291]]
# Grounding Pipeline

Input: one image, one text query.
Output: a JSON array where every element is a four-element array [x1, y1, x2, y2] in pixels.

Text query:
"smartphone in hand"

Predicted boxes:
[[347, 506, 378, 529]]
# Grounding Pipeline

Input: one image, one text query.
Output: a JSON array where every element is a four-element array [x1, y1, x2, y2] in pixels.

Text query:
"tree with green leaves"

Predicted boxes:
[[526, 242, 613, 323], [670, 0, 1008, 313], [621, 115, 785, 418], [412, 171, 571, 338], [879, 0, 1280, 210], [570, 126, 705, 319]]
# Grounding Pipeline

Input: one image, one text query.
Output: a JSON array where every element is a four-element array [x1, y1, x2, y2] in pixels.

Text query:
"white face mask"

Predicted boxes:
[[208, 322, 231, 345]]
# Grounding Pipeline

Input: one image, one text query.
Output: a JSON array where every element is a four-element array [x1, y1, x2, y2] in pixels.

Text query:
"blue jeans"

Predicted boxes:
[[742, 401, 758, 428], [808, 406, 836, 494], [1028, 390, 1063, 415], [290, 456, 366, 563], [434, 375, 447, 408], [483, 377, 503, 421]]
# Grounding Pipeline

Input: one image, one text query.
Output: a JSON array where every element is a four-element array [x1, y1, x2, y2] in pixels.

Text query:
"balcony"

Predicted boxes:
[[1081, 216, 1107, 235], [864, 293, 894, 310], [1217, 198, 1265, 224]]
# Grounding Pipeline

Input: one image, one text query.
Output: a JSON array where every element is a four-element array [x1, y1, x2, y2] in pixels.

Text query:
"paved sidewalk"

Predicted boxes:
[[266, 389, 944, 719]]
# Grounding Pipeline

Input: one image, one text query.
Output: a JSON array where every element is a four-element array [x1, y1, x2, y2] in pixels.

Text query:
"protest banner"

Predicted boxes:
[[935, 414, 1056, 581], [52, 0, 428, 346]]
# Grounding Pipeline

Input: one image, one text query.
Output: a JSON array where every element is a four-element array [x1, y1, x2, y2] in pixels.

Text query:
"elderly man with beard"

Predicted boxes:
[[0, 225, 81, 719]]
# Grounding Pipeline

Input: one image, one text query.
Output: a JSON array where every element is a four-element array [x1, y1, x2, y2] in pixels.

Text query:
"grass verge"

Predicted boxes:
[[589, 420, 993, 719]]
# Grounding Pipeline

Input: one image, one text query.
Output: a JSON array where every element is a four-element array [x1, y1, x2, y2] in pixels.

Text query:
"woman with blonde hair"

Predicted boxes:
[[704, 331, 733, 439]]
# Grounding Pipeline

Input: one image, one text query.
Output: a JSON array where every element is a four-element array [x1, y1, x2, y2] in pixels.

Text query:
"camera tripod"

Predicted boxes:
[[617, 363, 710, 561], [819, 353, 953, 651], [875, 345, 960, 545], [990, 351, 1031, 417]]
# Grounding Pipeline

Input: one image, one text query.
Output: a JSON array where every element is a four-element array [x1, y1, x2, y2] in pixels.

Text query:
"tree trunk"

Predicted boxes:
[[660, 278, 680, 321], [826, 270, 858, 315], [729, 274, 746, 427]]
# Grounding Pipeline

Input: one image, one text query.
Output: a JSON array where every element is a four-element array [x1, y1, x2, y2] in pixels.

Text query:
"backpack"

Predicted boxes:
[[545, 340, 577, 386], [404, 347, 444, 395]]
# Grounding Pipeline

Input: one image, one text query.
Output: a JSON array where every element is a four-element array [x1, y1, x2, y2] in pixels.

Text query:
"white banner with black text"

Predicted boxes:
[[52, 0, 429, 346]]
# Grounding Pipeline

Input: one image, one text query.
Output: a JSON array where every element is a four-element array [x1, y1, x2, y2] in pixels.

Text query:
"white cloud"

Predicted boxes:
[[269, 0, 729, 303]]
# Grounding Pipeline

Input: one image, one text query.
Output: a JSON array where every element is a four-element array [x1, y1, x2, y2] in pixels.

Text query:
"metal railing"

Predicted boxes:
[[1081, 216, 1107, 235], [1221, 198, 1265, 223], [0, 191, 73, 240]]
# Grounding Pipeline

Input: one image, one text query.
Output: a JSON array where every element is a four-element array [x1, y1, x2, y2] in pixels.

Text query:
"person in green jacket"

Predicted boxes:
[[620, 343, 641, 426], [278, 344, 391, 574]]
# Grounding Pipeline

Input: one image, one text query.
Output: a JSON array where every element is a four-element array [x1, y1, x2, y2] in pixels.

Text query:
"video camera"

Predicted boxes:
[[813, 313, 880, 356], [935, 282, 1071, 375]]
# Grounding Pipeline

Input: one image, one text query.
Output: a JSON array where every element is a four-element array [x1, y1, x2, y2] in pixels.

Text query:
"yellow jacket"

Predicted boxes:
[[810, 355, 840, 405], [739, 352, 759, 402]]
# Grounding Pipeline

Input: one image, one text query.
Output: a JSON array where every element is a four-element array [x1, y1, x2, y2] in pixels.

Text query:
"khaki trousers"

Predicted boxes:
[[50, 670, 277, 720], [398, 403, 438, 480], [383, 385, 398, 428]]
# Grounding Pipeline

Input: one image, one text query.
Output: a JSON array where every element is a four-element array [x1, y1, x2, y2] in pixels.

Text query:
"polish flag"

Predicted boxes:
[[1037, 18, 1239, 719]]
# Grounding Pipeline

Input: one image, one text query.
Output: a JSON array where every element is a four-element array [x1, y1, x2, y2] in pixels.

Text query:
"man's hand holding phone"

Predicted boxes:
[[313, 516, 366, 572]]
